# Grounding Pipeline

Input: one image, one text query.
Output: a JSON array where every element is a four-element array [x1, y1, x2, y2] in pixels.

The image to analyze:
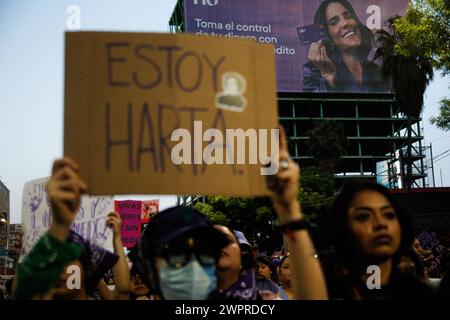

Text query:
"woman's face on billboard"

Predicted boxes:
[[325, 2, 361, 52]]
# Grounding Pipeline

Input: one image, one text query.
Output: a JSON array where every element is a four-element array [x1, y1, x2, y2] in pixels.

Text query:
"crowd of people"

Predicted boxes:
[[1, 127, 449, 300]]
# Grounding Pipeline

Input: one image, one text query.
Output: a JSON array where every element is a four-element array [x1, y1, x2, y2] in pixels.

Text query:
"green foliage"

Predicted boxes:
[[393, 1, 450, 133], [298, 167, 336, 250], [375, 17, 434, 118], [194, 166, 337, 253], [300, 166, 335, 196], [394, 0, 450, 74], [306, 121, 348, 173], [194, 202, 230, 226], [430, 97, 450, 131], [194, 195, 277, 250], [376, 15, 436, 187]]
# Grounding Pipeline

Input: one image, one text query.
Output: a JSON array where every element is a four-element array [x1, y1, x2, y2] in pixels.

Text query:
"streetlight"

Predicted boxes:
[[0, 215, 6, 226], [0, 212, 8, 275]]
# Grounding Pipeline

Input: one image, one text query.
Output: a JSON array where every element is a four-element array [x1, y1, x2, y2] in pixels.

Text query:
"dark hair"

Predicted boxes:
[[278, 254, 291, 279], [405, 248, 426, 279], [279, 254, 290, 270], [256, 255, 279, 283], [220, 225, 256, 271], [330, 181, 413, 274], [314, 0, 374, 60], [239, 246, 256, 272], [66, 231, 119, 295]]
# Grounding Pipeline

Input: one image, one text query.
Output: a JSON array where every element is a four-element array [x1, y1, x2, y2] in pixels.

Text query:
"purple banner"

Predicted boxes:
[[184, 0, 408, 93]]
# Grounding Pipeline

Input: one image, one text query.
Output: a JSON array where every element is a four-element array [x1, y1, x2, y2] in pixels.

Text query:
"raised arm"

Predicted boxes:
[[13, 157, 87, 299], [266, 126, 328, 300], [107, 211, 130, 300]]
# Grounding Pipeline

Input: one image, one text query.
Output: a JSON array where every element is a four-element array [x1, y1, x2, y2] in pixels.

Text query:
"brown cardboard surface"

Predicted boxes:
[[64, 32, 278, 196]]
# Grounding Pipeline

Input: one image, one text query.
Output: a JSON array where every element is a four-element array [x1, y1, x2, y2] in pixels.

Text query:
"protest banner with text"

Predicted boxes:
[[64, 32, 278, 196], [20, 178, 114, 261], [114, 200, 142, 248]]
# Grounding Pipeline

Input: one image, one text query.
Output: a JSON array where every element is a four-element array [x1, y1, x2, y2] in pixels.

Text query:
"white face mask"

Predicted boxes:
[[158, 258, 217, 300]]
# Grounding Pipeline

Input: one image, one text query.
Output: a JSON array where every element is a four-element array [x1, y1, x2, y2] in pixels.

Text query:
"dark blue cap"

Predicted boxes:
[[142, 206, 229, 248]]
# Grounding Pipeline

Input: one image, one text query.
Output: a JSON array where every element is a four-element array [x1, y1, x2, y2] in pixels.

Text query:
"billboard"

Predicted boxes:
[[184, 0, 408, 93]]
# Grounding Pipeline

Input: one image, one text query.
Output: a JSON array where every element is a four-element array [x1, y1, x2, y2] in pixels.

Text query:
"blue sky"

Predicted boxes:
[[0, 0, 180, 223], [0, 0, 449, 223]]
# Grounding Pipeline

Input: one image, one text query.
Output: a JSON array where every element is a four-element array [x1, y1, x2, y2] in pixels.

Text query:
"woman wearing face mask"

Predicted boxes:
[[302, 0, 388, 93], [327, 181, 434, 299], [131, 126, 328, 300], [131, 206, 230, 300]]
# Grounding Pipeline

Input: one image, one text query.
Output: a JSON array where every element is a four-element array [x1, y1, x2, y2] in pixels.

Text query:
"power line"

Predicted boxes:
[[433, 149, 450, 162], [430, 134, 450, 143], [434, 153, 450, 164], [374, 148, 450, 179]]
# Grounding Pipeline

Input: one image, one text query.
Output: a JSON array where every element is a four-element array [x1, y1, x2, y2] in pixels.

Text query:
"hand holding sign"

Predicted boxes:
[[266, 126, 302, 223], [265, 126, 327, 300], [107, 212, 122, 240], [46, 157, 87, 241]]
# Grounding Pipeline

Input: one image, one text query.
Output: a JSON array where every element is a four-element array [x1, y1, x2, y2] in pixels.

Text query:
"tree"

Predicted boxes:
[[195, 195, 279, 251], [194, 202, 231, 226], [430, 95, 450, 131], [375, 17, 434, 189], [194, 166, 337, 253], [298, 167, 336, 250], [306, 121, 348, 173], [394, 1, 450, 132], [394, 0, 450, 74]]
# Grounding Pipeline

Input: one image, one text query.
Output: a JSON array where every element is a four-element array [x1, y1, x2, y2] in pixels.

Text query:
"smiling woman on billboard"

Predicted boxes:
[[302, 0, 389, 93]]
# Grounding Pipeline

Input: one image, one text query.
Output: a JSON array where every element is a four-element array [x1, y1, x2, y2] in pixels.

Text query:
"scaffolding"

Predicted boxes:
[[277, 93, 428, 188]]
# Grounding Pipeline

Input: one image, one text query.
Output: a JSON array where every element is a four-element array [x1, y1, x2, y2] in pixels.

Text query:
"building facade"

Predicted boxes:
[[0, 180, 10, 250]]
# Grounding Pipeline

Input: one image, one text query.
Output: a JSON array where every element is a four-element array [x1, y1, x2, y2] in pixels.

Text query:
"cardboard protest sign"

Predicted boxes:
[[141, 199, 159, 223], [64, 32, 278, 196], [114, 200, 142, 248], [20, 178, 114, 261]]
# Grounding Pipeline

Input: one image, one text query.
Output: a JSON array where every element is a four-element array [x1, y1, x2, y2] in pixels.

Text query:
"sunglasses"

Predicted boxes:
[[156, 236, 217, 269]]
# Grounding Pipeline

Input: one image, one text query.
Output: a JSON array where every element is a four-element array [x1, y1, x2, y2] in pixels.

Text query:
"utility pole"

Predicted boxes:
[[430, 143, 436, 188], [440, 168, 444, 187]]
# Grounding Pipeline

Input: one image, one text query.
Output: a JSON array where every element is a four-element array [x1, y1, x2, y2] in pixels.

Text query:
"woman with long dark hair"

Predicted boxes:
[[327, 181, 433, 299], [303, 0, 388, 93]]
